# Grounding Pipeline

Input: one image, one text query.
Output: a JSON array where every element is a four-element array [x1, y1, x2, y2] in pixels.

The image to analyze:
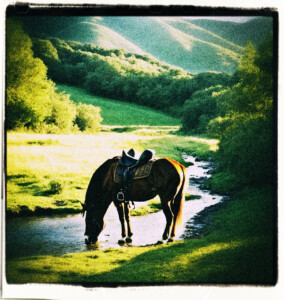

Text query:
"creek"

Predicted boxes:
[[6, 155, 224, 259]]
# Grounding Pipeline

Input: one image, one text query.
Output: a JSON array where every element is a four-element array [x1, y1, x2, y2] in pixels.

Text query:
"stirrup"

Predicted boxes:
[[117, 190, 125, 202]]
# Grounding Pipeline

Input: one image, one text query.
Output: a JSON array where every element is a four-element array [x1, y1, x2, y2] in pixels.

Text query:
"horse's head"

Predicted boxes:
[[82, 158, 117, 244], [82, 201, 106, 244]]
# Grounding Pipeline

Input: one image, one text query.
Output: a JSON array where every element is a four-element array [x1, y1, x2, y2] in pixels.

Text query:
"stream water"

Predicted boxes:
[[6, 155, 224, 259]]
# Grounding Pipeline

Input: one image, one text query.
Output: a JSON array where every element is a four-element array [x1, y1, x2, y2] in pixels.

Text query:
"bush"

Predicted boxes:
[[49, 180, 64, 194], [74, 103, 103, 132]]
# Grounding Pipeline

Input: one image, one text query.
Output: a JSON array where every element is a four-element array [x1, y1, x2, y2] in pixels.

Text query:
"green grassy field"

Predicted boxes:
[[6, 130, 217, 216], [6, 186, 275, 284], [56, 84, 180, 126]]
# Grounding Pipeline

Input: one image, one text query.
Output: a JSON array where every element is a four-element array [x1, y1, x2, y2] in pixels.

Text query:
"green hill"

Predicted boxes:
[[94, 16, 242, 73], [187, 17, 273, 46], [20, 16, 272, 73], [49, 21, 146, 55], [56, 84, 181, 126]]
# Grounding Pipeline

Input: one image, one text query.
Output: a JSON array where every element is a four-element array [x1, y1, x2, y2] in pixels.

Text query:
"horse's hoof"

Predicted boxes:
[[126, 237, 132, 243], [157, 240, 165, 245], [167, 238, 174, 243], [118, 239, 126, 245]]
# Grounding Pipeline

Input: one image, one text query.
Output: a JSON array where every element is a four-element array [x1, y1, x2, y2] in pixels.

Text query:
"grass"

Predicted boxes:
[[6, 186, 276, 284], [130, 197, 161, 216], [56, 84, 180, 126], [6, 130, 218, 216]]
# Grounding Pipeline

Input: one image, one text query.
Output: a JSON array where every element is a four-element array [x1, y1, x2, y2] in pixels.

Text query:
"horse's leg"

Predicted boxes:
[[115, 201, 127, 244], [124, 202, 133, 243], [160, 200, 174, 242], [169, 168, 185, 242], [169, 204, 178, 242]]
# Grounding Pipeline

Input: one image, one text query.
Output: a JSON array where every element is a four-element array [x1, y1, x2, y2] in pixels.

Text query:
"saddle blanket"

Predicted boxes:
[[114, 160, 154, 183]]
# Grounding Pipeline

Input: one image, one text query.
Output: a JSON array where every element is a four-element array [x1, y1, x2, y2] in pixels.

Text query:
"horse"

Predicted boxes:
[[81, 156, 187, 245]]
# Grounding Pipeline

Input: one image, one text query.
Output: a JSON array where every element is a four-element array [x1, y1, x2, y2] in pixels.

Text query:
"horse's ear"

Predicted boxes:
[[81, 202, 87, 217]]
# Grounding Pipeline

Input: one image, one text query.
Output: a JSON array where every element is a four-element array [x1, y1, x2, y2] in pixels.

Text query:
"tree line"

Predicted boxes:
[[30, 35, 234, 116], [6, 19, 102, 133], [207, 35, 274, 188]]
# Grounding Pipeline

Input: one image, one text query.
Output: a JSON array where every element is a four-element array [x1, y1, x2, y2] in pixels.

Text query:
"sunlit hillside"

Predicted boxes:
[[52, 21, 146, 54], [161, 17, 244, 53], [93, 16, 242, 73], [20, 16, 271, 73]]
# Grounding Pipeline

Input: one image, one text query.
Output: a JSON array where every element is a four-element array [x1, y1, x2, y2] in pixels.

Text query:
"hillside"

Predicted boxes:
[[188, 17, 273, 46], [56, 84, 181, 126], [100, 16, 242, 73], [20, 16, 272, 73], [43, 20, 146, 55]]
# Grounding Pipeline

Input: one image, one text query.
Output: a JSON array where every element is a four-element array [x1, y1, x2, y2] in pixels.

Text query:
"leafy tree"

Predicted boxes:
[[182, 86, 223, 133], [6, 19, 53, 129], [6, 19, 103, 133], [208, 35, 274, 187], [44, 92, 77, 132], [74, 103, 102, 132]]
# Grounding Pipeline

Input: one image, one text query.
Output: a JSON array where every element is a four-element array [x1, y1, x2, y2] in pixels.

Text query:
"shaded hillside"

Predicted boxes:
[[187, 17, 273, 46]]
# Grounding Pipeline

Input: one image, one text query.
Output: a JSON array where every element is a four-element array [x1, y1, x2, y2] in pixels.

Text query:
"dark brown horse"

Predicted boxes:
[[81, 156, 187, 245]]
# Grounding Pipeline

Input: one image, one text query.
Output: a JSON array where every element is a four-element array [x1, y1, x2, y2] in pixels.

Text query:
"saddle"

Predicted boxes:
[[115, 149, 155, 203]]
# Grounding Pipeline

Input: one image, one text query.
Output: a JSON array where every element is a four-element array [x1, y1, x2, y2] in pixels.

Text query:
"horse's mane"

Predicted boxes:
[[85, 157, 118, 206]]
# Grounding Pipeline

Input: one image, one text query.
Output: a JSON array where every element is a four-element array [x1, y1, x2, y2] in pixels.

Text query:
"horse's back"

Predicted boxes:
[[153, 158, 185, 178]]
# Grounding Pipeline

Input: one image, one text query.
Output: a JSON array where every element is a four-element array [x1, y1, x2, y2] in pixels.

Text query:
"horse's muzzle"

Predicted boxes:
[[85, 235, 98, 244]]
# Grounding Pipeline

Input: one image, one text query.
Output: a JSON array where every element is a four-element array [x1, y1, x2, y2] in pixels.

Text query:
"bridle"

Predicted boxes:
[[82, 205, 105, 232]]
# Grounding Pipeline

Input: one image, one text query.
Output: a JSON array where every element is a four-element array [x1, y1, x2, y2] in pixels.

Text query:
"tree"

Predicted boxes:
[[6, 19, 53, 129], [208, 35, 274, 187], [6, 19, 102, 133], [74, 104, 103, 132]]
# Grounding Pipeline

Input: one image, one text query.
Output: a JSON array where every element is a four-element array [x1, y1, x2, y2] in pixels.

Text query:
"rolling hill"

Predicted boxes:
[[187, 17, 273, 47], [20, 16, 272, 73]]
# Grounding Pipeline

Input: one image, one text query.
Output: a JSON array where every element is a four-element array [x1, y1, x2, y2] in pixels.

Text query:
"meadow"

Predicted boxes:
[[6, 84, 217, 216], [6, 129, 217, 216], [56, 84, 180, 126], [5, 87, 275, 285]]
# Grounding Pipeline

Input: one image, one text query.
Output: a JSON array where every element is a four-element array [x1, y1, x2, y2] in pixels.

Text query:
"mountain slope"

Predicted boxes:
[[55, 21, 146, 54], [162, 17, 244, 54], [96, 16, 242, 73], [20, 16, 272, 73], [187, 17, 273, 46]]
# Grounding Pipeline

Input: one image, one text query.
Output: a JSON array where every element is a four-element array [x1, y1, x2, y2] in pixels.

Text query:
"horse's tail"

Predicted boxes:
[[173, 163, 187, 227]]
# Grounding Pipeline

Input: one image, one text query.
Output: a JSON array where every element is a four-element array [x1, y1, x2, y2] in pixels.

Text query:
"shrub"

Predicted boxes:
[[49, 180, 64, 194], [74, 103, 103, 132]]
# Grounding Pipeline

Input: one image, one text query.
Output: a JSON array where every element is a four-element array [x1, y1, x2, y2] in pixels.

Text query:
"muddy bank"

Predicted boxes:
[[181, 154, 229, 239], [181, 196, 230, 239]]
